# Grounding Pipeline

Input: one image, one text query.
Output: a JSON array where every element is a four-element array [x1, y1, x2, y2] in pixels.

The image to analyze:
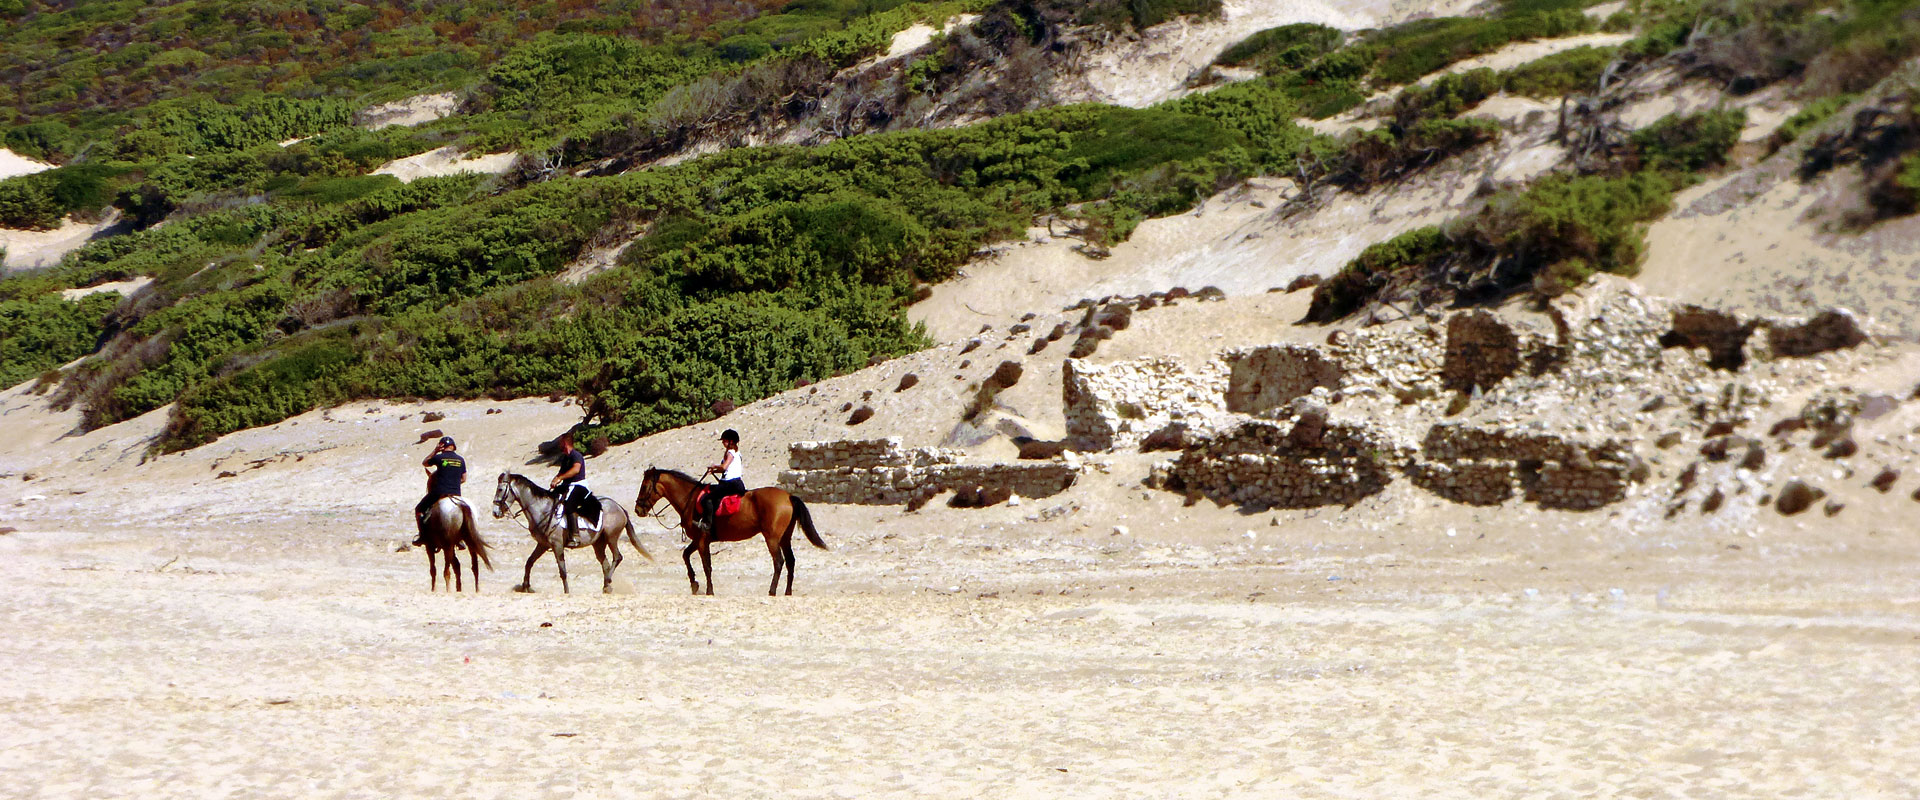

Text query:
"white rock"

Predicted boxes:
[[1112, 525, 1130, 536]]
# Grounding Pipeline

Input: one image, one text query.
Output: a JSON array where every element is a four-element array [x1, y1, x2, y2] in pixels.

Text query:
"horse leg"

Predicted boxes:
[[682, 540, 700, 595], [699, 538, 715, 597], [520, 542, 548, 593], [766, 534, 783, 597], [593, 540, 614, 595], [448, 547, 463, 593], [554, 540, 571, 595], [428, 547, 438, 592], [783, 534, 797, 596]]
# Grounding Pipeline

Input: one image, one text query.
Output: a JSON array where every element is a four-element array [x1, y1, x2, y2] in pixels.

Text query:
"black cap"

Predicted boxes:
[[720, 429, 739, 443], [439, 436, 455, 447]]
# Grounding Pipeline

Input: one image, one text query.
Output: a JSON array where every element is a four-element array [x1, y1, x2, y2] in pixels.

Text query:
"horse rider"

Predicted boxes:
[[549, 431, 589, 548], [413, 436, 466, 546], [697, 428, 746, 534]]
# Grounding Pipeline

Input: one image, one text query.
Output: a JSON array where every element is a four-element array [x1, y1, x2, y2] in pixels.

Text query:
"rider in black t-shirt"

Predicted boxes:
[[548, 432, 587, 548], [413, 436, 466, 546]]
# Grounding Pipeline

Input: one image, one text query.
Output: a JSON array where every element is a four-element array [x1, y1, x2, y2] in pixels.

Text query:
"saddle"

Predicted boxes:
[[551, 486, 603, 534], [434, 497, 474, 514], [694, 488, 744, 517]]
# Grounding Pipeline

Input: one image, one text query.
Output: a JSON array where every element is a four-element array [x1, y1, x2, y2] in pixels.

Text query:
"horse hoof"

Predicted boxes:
[[513, 584, 533, 594]]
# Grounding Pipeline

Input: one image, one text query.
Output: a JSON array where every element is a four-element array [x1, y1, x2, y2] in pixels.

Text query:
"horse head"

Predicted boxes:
[[492, 473, 514, 519], [634, 467, 663, 516]]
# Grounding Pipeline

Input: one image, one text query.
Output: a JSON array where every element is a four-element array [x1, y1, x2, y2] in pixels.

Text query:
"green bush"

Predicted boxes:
[[1308, 172, 1679, 315], [0, 293, 119, 389], [1630, 109, 1747, 173], [1368, 11, 1590, 86], [1215, 23, 1345, 72], [1500, 45, 1618, 98], [1772, 93, 1858, 147]]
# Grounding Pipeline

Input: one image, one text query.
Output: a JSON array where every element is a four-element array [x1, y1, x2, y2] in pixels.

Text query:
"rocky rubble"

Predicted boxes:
[[779, 437, 1076, 505]]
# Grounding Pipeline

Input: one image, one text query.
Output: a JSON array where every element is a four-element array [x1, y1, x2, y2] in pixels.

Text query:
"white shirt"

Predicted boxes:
[[721, 450, 745, 482]]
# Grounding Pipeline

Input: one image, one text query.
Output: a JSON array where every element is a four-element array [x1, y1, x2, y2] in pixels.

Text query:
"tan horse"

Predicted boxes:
[[634, 467, 827, 596], [420, 497, 492, 592]]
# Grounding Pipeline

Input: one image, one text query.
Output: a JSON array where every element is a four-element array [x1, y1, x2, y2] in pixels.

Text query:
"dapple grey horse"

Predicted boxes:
[[421, 497, 491, 592], [492, 473, 652, 594]]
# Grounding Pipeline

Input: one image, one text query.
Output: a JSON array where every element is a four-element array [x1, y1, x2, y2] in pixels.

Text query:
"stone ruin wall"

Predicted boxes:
[[1063, 357, 1227, 451], [779, 437, 1076, 505], [1149, 417, 1409, 509], [1223, 345, 1344, 415]]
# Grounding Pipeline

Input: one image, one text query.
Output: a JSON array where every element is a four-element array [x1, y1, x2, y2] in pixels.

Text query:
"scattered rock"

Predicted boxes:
[[1858, 394, 1899, 420], [1641, 396, 1667, 413], [949, 485, 1012, 508], [960, 339, 982, 355], [394, 542, 411, 552], [989, 360, 1024, 389], [1775, 481, 1825, 516], [1009, 323, 1032, 335], [839, 402, 853, 412], [1870, 467, 1899, 493], [486, 408, 503, 415], [1768, 417, 1806, 436], [895, 373, 919, 392], [1014, 438, 1069, 460], [862, 390, 873, 401], [421, 411, 446, 423], [1284, 274, 1321, 293], [1738, 442, 1766, 471], [1139, 422, 1192, 452], [1823, 437, 1857, 459], [417, 429, 445, 444], [1019, 312, 1036, 322], [1195, 286, 1226, 301], [1656, 431, 1684, 449], [1823, 500, 1846, 517], [848, 406, 874, 426], [1701, 487, 1725, 513], [1704, 420, 1737, 438], [217, 471, 237, 479], [1677, 462, 1699, 492]]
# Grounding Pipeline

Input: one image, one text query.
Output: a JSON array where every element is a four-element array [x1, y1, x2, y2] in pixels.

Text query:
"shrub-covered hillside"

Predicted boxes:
[[4, 0, 1917, 455]]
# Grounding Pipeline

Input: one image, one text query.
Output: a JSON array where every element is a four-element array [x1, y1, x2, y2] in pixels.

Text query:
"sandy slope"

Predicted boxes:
[[0, 147, 54, 180], [0, 210, 120, 271], [1053, 0, 1483, 108], [371, 147, 518, 183]]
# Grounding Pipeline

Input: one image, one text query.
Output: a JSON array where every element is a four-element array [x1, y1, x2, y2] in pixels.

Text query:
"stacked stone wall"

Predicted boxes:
[[1150, 418, 1406, 509], [1764, 309, 1868, 358], [778, 439, 1072, 505], [1223, 345, 1345, 414], [1417, 423, 1634, 510], [1062, 357, 1227, 451]]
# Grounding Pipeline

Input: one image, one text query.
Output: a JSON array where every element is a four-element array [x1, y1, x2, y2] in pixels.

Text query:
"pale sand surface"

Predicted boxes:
[[1055, 0, 1483, 108], [0, 147, 55, 180], [371, 146, 518, 183], [4, 331, 1920, 796], [5, 486, 1919, 798], [0, 211, 118, 271]]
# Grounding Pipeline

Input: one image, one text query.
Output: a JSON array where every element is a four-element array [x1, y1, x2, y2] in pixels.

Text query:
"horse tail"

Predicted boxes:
[[790, 496, 828, 550], [462, 506, 493, 571], [622, 506, 655, 563]]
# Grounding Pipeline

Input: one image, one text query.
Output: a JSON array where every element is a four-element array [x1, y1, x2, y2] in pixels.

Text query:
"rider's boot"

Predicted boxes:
[[565, 513, 582, 549], [411, 513, 427, 548]]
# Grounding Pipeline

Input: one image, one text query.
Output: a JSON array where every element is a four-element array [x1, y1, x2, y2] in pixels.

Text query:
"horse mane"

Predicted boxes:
[[649, 467, 704, 486], [505, 473, 558, 498]]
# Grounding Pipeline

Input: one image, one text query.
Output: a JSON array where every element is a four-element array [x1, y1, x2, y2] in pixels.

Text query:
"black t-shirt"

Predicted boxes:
[[557, 450, 585, 483], [428, 452, 466, 496]]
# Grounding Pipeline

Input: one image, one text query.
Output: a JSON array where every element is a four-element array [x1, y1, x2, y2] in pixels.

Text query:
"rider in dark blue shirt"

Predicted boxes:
[[548, 431, 588, 547], [413, 436, 466, 546]]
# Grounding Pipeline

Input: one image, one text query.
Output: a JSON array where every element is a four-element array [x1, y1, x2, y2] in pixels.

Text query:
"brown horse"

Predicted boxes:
[[420, 497, 492, 592], [633, 467, 826, 596]]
